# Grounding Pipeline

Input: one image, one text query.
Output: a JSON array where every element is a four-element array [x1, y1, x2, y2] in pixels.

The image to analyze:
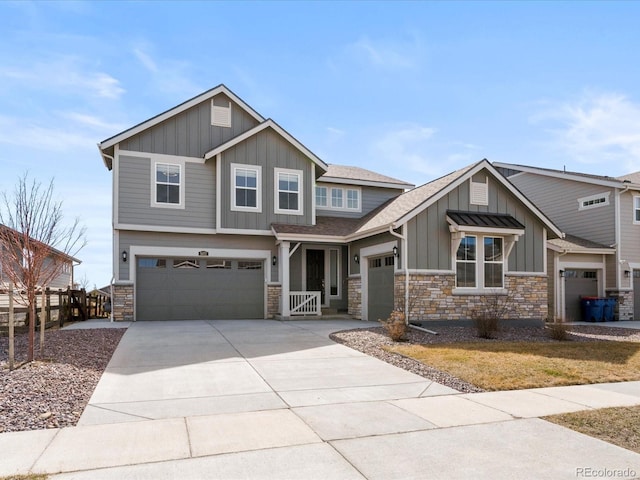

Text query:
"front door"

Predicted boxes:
[[306, 249, 325, 304]]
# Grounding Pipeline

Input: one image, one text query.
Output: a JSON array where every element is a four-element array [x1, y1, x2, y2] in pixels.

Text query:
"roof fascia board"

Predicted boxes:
[[318, 177, 414, 189], [204, 119, 328, 171], [99, 85, 264, 151], [493, 162, 627, 189]]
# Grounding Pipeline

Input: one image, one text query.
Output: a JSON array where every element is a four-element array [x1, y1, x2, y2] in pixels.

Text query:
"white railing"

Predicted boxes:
[[289, 291, 322, 316]]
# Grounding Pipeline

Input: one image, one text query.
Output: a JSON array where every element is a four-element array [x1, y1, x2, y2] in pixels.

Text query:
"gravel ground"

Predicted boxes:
[[330, 324, 640, 394], [0, 328, 124, 433]]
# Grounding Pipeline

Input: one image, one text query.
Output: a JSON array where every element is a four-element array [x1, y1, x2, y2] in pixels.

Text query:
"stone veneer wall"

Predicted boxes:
[[348, 276, 362, 319], [393, 273, 548, 321], [112, 282, 134, 322], [608, 290, 634, 321], [267, 284, 281, 319]]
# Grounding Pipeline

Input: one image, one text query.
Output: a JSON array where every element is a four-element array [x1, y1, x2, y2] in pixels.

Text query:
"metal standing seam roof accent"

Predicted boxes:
[[446, 210, 526, 230]]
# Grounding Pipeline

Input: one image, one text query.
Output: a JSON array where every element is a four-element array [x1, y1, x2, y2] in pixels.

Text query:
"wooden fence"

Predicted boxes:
[[0, 287, 109, 328]]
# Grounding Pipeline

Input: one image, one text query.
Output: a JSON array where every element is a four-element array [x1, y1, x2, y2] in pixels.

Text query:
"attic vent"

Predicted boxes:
[[470, 177, 488, 206], [211, 100, 232, 127]]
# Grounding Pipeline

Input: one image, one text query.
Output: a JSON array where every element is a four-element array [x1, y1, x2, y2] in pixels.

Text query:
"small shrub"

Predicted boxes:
[[379, 310, 407, 342], [473, 315, 500, 339], [547, 322, 569, 341], [470, 291, 513, 339]]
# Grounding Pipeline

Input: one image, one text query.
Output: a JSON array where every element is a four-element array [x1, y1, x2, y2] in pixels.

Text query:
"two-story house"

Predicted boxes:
[[495, 162, 640, 321], [99, 85, 561, 323]]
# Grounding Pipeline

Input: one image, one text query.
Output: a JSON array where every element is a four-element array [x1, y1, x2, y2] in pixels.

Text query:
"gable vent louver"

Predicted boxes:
[[470, 178, 489, 206], [211, 100, 232, 128]]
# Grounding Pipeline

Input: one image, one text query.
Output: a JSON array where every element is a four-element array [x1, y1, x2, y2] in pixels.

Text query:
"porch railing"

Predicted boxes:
[[289, 291, 322, 316]]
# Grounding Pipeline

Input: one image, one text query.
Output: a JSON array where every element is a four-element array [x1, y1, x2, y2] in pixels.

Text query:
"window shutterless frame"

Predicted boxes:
[[231, 163, 262, 212], [274, 167, 303, 215]]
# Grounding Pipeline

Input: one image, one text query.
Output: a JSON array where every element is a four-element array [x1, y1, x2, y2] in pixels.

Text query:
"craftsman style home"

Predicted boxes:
[[495, 163, 640, 321], [99, 85, 561, 322]]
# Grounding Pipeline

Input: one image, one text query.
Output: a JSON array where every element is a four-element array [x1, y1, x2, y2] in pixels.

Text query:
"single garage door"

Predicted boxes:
[[634, 270, 640, 320], [368, 254, 395, 322], [564, 269, 598, 322], [136, 257, 265, 320]]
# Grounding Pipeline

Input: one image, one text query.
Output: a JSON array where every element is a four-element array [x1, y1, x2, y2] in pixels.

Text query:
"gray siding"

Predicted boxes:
[[620, 191, 640, 289], [316, 184, 400, 218], [221, 128, 315, 229], [349, 232, 397, 275], [118, 155, 215, 229], [406, 170, 546, 272], [119, 94, 260, 158], [507, 172, 615, 246], [117, 231, 277, 282]]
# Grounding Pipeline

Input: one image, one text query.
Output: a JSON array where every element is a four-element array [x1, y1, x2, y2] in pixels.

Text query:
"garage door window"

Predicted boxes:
[[206, 259, 232, 269], [138, 258, 166, 268], [238, 261, 263, 270], [173, 259, 200, 269]]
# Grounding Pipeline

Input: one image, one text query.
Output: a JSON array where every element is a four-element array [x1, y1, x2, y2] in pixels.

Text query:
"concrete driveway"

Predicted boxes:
[[3, 320, 640, 479]]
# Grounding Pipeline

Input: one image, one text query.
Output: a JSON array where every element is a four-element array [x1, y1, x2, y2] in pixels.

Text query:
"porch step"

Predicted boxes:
[[321, 308, 338, 315]]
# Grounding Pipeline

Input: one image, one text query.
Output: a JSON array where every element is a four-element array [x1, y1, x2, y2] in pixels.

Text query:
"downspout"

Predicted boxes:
[[615, 186, 630, 291], [388, 225, 407, 322]]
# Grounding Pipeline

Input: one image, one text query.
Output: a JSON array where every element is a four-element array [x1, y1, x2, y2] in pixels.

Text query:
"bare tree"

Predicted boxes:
[[0, 173, 86, 362]]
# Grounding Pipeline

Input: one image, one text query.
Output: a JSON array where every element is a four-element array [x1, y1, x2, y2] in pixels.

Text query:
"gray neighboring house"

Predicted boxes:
[[99, 84, 560, 323], [495, 162, 640, 321]]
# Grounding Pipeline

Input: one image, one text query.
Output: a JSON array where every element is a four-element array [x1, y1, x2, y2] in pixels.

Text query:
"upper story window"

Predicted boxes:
[[318, 185, 362, 212], [155, 163, 181, 206], [275, 168, 303, 215], [231, 163, 262, 212], [316, 186, 328, 207], [634, 196, 640, 223], [578, 192, 610, 211], [211, 99, 231, 127], [455, 235, 504, 289]]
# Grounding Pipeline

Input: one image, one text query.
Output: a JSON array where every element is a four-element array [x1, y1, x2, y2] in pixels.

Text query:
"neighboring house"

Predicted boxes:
[[98, 84, 560, 322], [495, 162, 640, 321]]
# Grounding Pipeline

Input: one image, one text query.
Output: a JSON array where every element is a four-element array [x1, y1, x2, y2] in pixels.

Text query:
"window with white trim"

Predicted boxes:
[[316, 186, 328, 207], [275, 168, 303, 215], [634, 196, 640, 223], [578, 192, 610, 211], [346, 189, 360, 210], [155, 163, 181, 205], [455, 235, 505, 289], [231, 164, 261, 212], [331, 188, 343, 208]]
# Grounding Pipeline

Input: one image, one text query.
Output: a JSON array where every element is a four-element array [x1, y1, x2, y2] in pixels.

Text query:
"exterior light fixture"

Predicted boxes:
[[393, 246, 399, 257], [272, 255, 277, 266], [559, 269, 565, 278], [122, 250, 128, 263], [625, 270, 631, 278], [354, 254, 359, 264]]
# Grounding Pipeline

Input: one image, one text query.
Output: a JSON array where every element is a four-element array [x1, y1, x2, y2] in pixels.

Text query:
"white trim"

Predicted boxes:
[[116, 223, 217, 235], [311, 164, 317, 226], [318, 177, 413, 190], [493, 162, 640, 189], [560, 261, 609, 270], [216, 227, 273, 236], [448, 224, 525, 236], [360, 241, 397, 321], [453, 288, 508, 296], [113, 229, 120, 281], [204, 119, 328, 170], [316, 184, 362, 213], [505, 271, 546, 277], [453, 234, 507, 291], [301, 245, 343, 307], [231, 163, 262, 213], [272, 232, 347, 244], [113, 145, 120, 228], [577, 191, 610, 211], [634, 195, 640, 225], [274, 167, 304, 216], [151, 161, 185, 209], [543, 228, 547, 275], [119, 149, 205, 164], [402, 269, 456, 275], [129, 246, 272, 321], [615, 188, 622, 289], [99, 85, 264, 150], [546, 242, 615, 255], [216, 154, 222, 230]]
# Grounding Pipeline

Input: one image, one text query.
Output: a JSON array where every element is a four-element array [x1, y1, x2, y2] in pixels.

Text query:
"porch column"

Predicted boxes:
[[279, 241, 290, 317]]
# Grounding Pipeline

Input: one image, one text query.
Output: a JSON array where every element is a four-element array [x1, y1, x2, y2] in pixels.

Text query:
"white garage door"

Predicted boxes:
[[136, 257, 265, 320]]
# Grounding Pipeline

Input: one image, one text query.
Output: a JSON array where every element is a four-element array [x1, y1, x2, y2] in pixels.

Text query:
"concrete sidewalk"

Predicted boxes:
[[2, 320, 640, 479]]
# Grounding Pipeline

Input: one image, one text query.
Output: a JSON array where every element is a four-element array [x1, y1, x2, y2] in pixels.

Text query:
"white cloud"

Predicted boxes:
[[133, 47, 159, 73], [0, 115, 96, 151], [372, 124, 439, 176], [347, 34, 423, 69], [532, 91, 640, 173]]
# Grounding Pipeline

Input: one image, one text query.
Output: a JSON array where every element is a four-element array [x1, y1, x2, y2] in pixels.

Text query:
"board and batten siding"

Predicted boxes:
[[220, 128, 315, 230], [349, 232, 397, 276], [406, 171, 546, 273], [117, 231, 277, 282], [118, 155, 216, 229], [506, 173, 615, 246], [620, 191, 640, 289], [118, 94, 260, 158], [316, 185, 401, 219]]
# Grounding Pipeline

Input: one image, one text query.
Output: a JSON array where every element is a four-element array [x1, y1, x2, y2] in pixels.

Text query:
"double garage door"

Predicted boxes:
[[136, 257, 265, 321]]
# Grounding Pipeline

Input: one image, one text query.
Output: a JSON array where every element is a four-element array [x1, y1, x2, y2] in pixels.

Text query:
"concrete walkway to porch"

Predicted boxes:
[[2, 319, 640, 479]]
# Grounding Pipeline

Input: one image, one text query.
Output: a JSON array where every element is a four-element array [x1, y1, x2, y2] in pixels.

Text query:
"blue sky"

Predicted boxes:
[[1, 1, 639, 288]]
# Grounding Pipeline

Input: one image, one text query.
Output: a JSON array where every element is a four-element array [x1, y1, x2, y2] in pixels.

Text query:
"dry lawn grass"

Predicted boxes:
[[545, 406, 640, 454], [388, 341, 640, 390]]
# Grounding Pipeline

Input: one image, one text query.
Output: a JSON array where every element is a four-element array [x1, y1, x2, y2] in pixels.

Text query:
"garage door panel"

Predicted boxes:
[[564, 270, 598, 322], [368, 255, 395, 322], [137, 257, 264, 321]]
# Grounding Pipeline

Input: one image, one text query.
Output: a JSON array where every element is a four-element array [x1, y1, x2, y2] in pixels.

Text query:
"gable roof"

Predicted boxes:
[[98, 84, 265, 169], [273, 159, 563, 241], [494, 162, 640, 190], [203, 119, 328, 172], [0, 224, 82, 264], [548, 233, 615, 254], [319, 165, 414, 189]]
